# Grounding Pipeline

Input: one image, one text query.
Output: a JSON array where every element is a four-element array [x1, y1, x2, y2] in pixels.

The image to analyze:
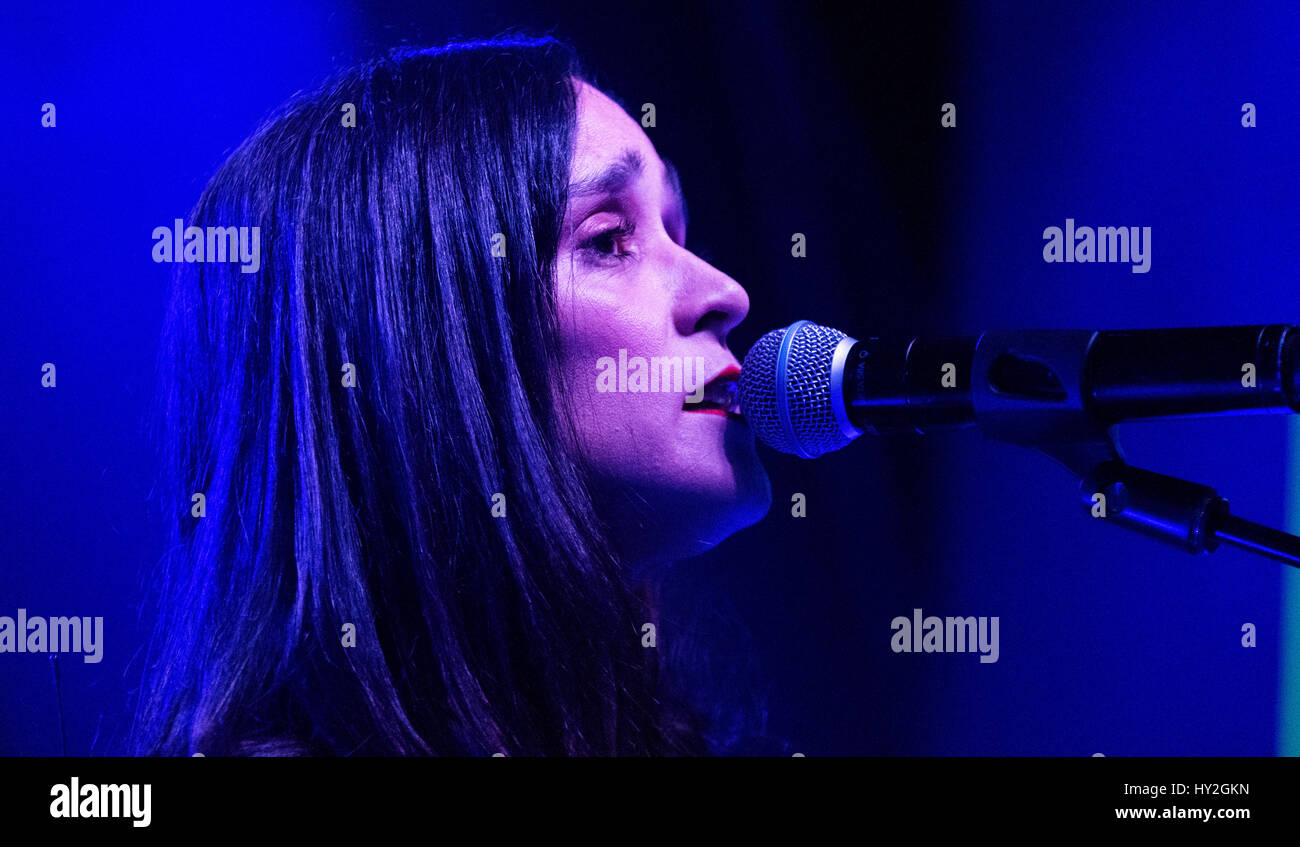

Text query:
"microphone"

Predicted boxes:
[[740, 321, 1300, 458]]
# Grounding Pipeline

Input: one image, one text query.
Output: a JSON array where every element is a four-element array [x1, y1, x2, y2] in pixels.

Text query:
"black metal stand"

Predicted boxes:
[[1214, 514, 1300, 567], [967, 328, 1300, 569], [1081, 460, 1300, 569]]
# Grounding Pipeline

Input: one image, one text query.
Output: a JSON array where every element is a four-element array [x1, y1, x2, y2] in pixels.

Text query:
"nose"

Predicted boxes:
[[672, 249, 751, 343]]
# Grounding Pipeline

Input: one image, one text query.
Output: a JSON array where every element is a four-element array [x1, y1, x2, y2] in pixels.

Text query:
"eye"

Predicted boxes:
[[579, 218, 637, 264]]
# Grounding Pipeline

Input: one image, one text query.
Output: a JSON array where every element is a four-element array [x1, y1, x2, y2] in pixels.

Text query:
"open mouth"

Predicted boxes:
[[684, 365, 743, 418]]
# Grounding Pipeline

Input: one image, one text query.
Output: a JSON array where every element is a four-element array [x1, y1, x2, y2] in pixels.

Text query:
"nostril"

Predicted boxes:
[[693, 309, 729, 335]]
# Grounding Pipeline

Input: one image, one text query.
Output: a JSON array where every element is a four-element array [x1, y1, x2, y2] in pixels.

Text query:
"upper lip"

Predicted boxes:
[[708, 364, 742, 385]]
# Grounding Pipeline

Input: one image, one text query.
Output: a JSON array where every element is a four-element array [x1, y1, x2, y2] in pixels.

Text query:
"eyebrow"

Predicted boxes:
[[568, 148, 688, 227], [569, 149, 644, 197]]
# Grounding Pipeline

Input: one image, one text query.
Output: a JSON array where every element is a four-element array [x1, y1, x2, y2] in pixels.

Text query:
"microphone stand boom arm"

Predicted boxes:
[[962, 327, 1300, 568]]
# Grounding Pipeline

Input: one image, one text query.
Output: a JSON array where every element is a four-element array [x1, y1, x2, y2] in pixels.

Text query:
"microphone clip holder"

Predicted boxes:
[[969, 329, 1300, 568]]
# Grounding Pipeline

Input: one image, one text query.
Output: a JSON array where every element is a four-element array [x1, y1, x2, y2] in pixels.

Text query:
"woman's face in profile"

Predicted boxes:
[[556, 81, 771, 566]]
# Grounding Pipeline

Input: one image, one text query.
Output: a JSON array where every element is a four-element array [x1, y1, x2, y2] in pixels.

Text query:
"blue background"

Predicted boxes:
[[1, 0, 1296, 754]]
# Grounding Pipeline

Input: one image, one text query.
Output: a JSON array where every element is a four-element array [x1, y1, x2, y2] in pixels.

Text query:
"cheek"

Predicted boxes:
[[562, 282, 661, 351], [556, 287, 677, 470]]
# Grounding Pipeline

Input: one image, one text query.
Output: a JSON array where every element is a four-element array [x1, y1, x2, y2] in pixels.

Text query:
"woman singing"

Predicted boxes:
[[133, 35, 771, 756]]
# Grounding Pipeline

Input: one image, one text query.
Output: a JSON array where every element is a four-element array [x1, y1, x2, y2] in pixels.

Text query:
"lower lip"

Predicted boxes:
[[684, 408, 745, 421]]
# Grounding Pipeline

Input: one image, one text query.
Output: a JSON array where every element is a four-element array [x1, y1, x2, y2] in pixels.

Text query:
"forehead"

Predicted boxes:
[[571, 81, 660, 181]]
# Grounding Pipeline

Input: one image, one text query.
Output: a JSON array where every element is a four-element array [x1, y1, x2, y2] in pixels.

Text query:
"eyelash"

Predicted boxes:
[[579, 218, 637, 264]]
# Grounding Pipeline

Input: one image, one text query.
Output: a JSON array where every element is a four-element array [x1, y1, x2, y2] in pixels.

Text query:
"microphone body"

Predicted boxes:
[[740, 322, 1300, 458]]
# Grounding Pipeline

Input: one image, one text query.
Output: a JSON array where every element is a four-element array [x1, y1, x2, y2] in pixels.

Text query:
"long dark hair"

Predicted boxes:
[[132, 36, 712, 756]]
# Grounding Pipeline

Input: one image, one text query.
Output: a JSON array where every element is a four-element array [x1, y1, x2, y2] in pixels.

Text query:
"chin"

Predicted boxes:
[[655, 463, 773, 562], [721, 462, 774, 534], [592, 442, 772, 570]]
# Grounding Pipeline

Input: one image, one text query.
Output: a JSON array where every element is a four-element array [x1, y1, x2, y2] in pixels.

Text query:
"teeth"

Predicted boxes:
[[684, 371, 742, 414], [700, 377, 739, 411]]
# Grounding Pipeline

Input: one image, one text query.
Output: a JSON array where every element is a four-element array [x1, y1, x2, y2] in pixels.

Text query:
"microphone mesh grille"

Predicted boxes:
[[740, 322, 854, 458]]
